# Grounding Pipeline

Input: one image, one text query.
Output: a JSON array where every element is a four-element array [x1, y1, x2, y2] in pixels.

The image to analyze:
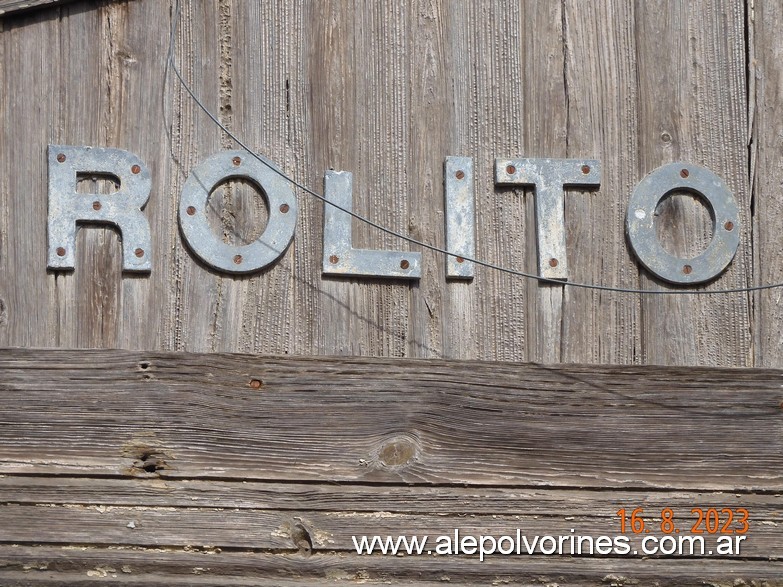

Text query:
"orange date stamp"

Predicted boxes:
[[616, 507, 749, 535]]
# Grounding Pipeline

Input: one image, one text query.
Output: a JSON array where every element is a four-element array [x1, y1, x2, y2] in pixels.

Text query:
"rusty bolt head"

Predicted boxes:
[[279, 203, 290, 214], [92, 201, 102, 211], [232, 156, 241, 166], [186, 206, 196, 216], [506, 164, 516, 175], [131, 164, 141, 175], [683, 264, 693, 275], [329, 255, 339, 264], [56, 153, 66, 163], [455, 170, 465, 180], [549, 258, 559, 268], [233, 254, 243, 265], [456, 256, 465, 264], [680, 168, 690, 178], [249, 379, 263, 389], [400, 259, 410, 270], [724, 221, 734, 231], [134, 248, 144, 258], [56, 247, 66, 257], [581, 164, 591, 174]]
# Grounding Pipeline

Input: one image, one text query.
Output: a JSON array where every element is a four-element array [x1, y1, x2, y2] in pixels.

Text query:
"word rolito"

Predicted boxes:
[[47, 145, 741, 286]]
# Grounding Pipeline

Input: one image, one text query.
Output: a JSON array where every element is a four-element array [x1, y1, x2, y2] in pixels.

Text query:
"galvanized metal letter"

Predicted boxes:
[[626, 163, 740, 284], [322, 171, 421, 279], [495, 158, 601, 281], [444, 157, 475, 279], [178, 151, 297, 274], [47, 145, 152, 272]]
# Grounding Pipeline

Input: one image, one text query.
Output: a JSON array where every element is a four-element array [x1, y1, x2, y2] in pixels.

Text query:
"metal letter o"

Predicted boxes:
[[179, 151, 297, 274], [626, 163, 740, 285]]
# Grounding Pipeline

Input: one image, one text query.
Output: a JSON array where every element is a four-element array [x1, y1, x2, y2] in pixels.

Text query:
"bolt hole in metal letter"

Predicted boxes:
[[47, 145, 740, 286]]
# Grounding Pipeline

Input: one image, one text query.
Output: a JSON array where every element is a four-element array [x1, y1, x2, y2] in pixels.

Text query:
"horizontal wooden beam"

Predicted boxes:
[[0, 546, 780, 587], [0, 350, 781, 582], [0, 349, 781, 490], [0, 0, 74, 16], [0, 476, 777, 557]]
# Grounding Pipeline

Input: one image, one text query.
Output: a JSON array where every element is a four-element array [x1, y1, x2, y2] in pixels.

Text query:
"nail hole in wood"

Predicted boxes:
[[134, 449, 168, 475], [291, 522, 313, 556]]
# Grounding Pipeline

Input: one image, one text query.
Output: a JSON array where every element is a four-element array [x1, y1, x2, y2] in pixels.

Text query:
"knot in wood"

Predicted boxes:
[[378, 435, 418, 468]]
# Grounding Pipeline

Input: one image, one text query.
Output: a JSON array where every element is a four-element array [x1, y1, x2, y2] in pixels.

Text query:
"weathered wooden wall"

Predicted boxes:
[[1, 1, 782, 585], [0, 349, 780, 585], [0, 0, 774, 366]]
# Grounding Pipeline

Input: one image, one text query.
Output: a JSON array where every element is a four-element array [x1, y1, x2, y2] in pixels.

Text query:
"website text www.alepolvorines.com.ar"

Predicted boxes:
[[352, 530, 747, 562]]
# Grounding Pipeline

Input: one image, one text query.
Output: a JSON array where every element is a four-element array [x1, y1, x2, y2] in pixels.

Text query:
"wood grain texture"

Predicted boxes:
[[0, 0, 762, 365], [0, 478, 778, 557], [0, 0, 73, 16], [0, 502, 776, 556], [751, 0, 783, 367], [0, 349, 780, 583], [561, 0, 642, 364], [1, 476, 778, 515], [633, 0, 753, 366], [0, 547, 781, 586], [0, 349, 780, 490], [0, 3, 776, 581]]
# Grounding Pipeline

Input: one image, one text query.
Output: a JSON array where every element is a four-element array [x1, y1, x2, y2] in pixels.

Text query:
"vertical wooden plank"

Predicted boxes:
[[440, 1, 477, 360], [444, 2, 573, 363], [0, 2, 174, 350], [444, 3, 528, 362], [308, 0, 355, 355], [72, 176, 122, 347], [165, 0, 226, 353], [634, 0, 752, 366], [561, 0, 642, 364], [203, 0, 301, 355], [406, 0, 448, 359], [309, 2, 417, 357], [107, 1, 172, 351], [52, 3, 124, 350], [751, 0, 783, 367], [0, 10, 61, 347], [520, 1, 568, 364]]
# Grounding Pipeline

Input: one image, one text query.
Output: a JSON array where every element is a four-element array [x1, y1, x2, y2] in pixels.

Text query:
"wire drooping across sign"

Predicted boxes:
[[165, 0, 777, 296]]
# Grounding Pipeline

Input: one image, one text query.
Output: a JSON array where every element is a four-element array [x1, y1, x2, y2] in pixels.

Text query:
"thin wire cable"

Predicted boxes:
[[167, 1, 781, 296]]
